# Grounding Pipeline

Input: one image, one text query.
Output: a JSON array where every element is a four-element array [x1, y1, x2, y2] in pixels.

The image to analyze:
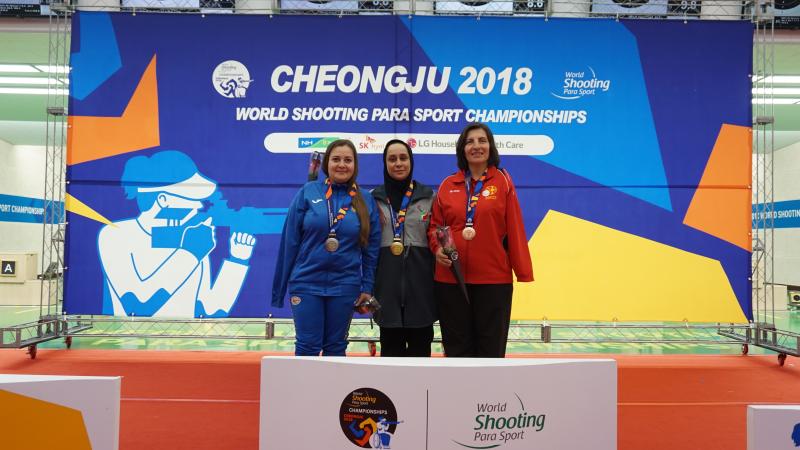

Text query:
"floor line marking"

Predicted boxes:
[[121, 398, 793, 407], [122, 397, 259, 404], [620, 401, 792, 406]]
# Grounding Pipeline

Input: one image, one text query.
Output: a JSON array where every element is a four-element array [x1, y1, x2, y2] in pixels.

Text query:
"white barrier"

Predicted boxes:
[[747, 405, 800, 450], [260, 357, 616, 450], [0, 374, 120, 450]]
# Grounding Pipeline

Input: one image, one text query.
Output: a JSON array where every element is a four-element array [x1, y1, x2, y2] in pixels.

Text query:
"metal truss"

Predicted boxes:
[[0, 318, 65, 359], [60, 0, 753, 18], [752, 2, 776, 330], [5, 0, 794, 364], [546, 323, 752, 344], [751, 328, 800, 364], [748, 1, 796, 365], [4, 5, 74, 359], [39, 6, 70, 323], [10, 317, 797, 363], [49, 317, 757, 346], [61, 316, 282, 340]]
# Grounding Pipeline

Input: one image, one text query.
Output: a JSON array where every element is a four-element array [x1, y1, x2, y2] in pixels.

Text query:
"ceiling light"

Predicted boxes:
[[0, 77, 68, 85], [0, 87, 68, 95], [752, 98, 800, 105], [0, 64, 40, 73], [752, 88, 800, 95], [753, 75, 800, 84], [34, 65, 70, 74]]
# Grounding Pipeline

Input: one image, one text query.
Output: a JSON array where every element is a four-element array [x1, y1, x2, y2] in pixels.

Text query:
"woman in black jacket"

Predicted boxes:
[[371, 139, 437, 356]]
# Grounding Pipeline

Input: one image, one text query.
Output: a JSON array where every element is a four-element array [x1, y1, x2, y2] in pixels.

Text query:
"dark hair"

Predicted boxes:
[[455, 122, 500, 172], [322, 139, 370, 247]]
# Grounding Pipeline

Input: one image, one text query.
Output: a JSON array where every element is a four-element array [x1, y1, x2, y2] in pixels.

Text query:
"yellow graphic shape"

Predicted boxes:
[[66, 193, 115, 226], [0, 389, 92, 449], [683, 124, 752, 251], [512, 210, 748, 323], [67, 54, 160, 165]]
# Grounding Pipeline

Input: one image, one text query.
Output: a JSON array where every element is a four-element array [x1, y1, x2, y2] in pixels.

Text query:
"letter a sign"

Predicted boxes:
[[1, 260, 15, 276]]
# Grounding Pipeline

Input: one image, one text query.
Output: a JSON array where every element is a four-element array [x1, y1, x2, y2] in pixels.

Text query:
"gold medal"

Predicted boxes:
[[390, 240, 404, 256], [462, 226, 476, 241], [324, 236, 340, 252]]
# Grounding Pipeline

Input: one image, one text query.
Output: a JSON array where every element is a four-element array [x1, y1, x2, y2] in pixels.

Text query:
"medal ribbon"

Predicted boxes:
[[325, 178, 358, 235], [387, 181, 415, 240], [464, 169, 487, 228]]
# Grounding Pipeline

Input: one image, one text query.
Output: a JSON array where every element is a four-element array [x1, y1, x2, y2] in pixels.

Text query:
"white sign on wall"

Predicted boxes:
[[260, 357, 617, 450], [748, 405, 800, 450], [1, 259, 15, 276]]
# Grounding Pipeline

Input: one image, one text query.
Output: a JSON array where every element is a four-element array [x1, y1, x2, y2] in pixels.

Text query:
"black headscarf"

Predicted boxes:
[[382, 139, 414, 211]]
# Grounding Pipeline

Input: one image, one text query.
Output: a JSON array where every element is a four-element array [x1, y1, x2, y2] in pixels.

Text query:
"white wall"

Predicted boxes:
[[0, 139, 47, 272], [772, 140, 800, 287]]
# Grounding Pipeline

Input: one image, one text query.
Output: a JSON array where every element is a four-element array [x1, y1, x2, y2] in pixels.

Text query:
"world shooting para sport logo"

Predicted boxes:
[[551, 66, 611, 100], [339, 387, 402, 449], [452, 393, 546, 449], [212, 60, 253, 99]]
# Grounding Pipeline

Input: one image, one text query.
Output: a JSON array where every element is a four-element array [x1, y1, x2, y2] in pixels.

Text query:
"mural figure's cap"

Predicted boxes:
[[122, 150, 218, 202], [138, 172, 216, 200]]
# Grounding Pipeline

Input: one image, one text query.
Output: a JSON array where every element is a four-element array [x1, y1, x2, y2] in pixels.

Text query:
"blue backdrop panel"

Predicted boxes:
[[64, 12, 753, 319]]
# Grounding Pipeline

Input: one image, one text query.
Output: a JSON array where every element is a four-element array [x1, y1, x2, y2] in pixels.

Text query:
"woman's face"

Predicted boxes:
[[328, 145, 355, 184], [464, 128, 490, 168], [385, 143, 411, 181]]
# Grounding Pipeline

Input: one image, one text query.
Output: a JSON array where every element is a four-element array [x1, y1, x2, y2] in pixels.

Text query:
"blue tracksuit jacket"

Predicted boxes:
[[272, 179, 381, 307]]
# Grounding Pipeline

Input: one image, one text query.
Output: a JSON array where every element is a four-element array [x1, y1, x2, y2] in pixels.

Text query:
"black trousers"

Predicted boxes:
[[434, 282, 513, 358], [379, 325, 434, 357]]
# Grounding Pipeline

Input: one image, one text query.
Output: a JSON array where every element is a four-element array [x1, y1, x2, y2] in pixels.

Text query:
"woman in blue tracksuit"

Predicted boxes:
[[272, 139, 381, 356]]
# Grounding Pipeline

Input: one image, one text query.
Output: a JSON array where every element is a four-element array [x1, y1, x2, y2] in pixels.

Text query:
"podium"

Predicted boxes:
[[260, 357, 616, 450], [0, 374, 120, 450], [747, 405, 800, 450]]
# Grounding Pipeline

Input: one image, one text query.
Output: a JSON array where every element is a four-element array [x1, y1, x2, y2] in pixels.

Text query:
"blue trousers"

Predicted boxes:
[[290, 293, 355, 356]]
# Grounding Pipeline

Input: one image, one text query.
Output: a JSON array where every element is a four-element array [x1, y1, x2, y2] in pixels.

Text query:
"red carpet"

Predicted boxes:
[[1, 349, 799, 449]]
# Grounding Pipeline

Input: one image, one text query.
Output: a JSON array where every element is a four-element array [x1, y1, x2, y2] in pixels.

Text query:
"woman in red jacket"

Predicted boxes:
[[428, 122, 534, 358]]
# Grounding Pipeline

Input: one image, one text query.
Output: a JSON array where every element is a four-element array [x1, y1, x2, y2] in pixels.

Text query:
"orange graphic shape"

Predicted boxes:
[[0, 389, 92, 449], [683, 124, 752, 251], [355, 417, 377, 447], [67, 55, 160, 165], [355, 428, 373, 447]]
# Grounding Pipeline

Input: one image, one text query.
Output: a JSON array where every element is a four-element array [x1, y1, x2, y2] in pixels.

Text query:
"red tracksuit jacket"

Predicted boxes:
[[428, 165, 534, 284]]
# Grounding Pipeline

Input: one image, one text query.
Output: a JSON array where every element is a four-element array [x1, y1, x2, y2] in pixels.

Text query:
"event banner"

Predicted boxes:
[[754, 200, 800, 229], [0, 194, 55, 224], [65, 12, 753, 322]]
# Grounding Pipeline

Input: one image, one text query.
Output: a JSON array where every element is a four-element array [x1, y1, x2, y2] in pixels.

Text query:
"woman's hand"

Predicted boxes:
[[356, 292, 372, 305], [435, 247, 452, 268], [355, 292, 373, 314]]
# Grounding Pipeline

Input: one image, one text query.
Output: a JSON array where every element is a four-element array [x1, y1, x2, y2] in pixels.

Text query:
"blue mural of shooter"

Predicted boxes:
[[97, 150, 286, 318]]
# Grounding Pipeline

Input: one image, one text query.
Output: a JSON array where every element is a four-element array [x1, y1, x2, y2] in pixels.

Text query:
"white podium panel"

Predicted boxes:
[[261, 357, 616, 450], [747, 405, 800, 450], [0, 374, 121, 450]]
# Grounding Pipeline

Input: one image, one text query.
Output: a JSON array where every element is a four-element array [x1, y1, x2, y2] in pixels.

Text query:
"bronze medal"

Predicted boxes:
[[390, 240, 404, 256], [462, 226, 476, 241], [324, 236, 340, 252]]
